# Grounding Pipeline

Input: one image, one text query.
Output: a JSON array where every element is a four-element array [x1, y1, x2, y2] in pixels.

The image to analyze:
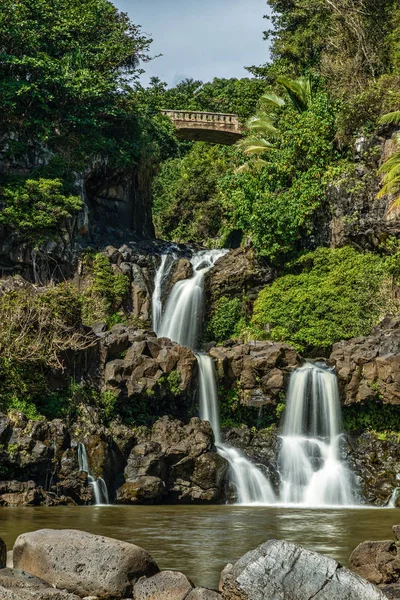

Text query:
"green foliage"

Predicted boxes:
[[137, 76, 270, 121], [166, 371, 181, 397], [343, 402, 400, 433], [250, 247, 391, 354], [219, 386, 280, 429], [152, 143, 236, 244], [82, 253, 130, 325], [335, 75, 400, 143], [206, 297, 245, 343], [0, 178, 82, 242], [252, 0, 396, 95], [222, 92, 337, 261], [0, 0, 150, 144]]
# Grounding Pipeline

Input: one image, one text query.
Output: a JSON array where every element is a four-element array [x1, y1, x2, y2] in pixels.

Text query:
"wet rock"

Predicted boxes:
[[347, 432, 400, 506], [187, 589, 221, 599], [0, 586, 82, 599], [210, 341, 300, 410], [349, 540, 400, 585], [222, 539, 387, 600], [0, 567, 49, 589], [381, 584, 400, 599], [118, 417, 228, 504], [133, 570, 193, 600], [0, 567, 82, 598], [0, 538, 5, 569], [13, 529, 159, 599], [205, 248, 273, 308], [219, 564, 233, 593], [116, 476, 165, 504]]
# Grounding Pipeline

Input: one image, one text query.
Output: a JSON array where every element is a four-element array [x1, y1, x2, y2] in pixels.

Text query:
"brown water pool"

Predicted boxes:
[[1, 505, 398, 588]]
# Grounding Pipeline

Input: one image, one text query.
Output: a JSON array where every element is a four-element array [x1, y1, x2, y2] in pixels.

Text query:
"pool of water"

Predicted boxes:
[[1, 505, 399, 588]]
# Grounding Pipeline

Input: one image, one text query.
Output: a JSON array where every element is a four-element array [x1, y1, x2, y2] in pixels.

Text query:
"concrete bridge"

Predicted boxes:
[[161, 110, 243, 145]]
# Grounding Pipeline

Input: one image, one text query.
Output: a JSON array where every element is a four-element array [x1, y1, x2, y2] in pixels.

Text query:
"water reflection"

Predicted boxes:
[[0, 505, 398, 588]]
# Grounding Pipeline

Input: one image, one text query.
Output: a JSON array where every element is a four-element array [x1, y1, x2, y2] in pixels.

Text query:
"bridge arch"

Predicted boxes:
[[161, 110, 243, 145]]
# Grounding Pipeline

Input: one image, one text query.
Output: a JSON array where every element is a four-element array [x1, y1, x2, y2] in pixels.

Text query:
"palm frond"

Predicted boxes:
[[246, 114, 279, 137], [378, 153, 400, 174], [236, 136, 275, 156], [378, 111, 400, 126], [260, 92, 286, 110], [278, 75, 312, 114]]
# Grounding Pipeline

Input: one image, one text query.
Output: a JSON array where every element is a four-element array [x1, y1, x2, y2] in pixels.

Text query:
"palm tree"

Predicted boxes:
[[277, 75, 313, 114], [377, 112, 400, 211], [235, 75, 313, 173]]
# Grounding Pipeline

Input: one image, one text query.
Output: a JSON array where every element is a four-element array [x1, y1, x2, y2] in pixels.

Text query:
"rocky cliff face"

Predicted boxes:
[[0, 138, 155, 281]]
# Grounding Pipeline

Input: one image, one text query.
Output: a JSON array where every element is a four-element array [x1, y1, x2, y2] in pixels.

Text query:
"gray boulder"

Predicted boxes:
[[222, 539, 388, 600], [13, 529, 159, 599], [187, 589, 221, 599], [133, 570, 193, 600]]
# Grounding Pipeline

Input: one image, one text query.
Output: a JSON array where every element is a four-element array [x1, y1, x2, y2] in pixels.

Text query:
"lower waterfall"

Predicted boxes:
[[197, 353, 276, 504], [278, 363, 356, 506], [78, 443, 110, 506], [155, 249, 277, 505]]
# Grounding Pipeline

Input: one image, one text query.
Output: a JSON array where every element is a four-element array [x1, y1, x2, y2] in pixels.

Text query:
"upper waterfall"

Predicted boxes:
[[158, 250, 226, 348]]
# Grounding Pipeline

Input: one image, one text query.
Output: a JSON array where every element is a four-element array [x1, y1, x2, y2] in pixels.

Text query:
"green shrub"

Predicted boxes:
[[0, 178, 82, 242], [250, 247, 391, 354], [206, 296, 245, 343], [82, 253, 130, 325], [343, 402, 400, 433]]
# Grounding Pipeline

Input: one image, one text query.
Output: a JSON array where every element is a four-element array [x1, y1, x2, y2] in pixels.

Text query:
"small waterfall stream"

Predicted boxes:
[[154, 249, 276, 505], [279, 363, 356, 506], [152, 251, 177, 335], [78, 443, 110, 506]]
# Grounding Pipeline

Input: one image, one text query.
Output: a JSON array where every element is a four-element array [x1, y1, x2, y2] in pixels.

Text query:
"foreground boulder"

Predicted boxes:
[[0, 567, 81, 599], [133, 570, 193, 599], [350, 540, 400, 585], [349, 526, 400, 597], [13, 529, 159, 599], [222, 539, 387, 599]]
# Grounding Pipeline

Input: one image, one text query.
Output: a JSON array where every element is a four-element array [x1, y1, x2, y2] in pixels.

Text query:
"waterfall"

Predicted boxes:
[[78, 443, 110, 506], [278, 363, 356, 506], [157, 249, 276, 505], [152, 251, 177, 335]]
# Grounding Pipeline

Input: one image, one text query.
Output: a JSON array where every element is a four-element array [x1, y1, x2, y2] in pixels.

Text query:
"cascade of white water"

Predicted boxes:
[[197, 353, 276, 504], [152, 251, 178, 335], [158, 249, 276, 505], [77, 443, 109, 506], [278, 363, 356, 506]]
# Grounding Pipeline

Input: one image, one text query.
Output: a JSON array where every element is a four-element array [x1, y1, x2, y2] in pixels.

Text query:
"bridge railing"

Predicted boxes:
[[161, 109, 238, 125]]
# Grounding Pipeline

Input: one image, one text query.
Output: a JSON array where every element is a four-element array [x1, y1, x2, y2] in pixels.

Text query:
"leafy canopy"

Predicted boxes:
[[0, 178, 82, 242]]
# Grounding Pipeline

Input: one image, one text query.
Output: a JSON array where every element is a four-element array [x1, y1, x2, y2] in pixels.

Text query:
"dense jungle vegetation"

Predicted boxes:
[[2, 0, 400, 424]]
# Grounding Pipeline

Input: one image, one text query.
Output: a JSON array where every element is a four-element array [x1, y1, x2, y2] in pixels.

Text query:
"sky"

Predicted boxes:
[[114, 0, 271, 87]]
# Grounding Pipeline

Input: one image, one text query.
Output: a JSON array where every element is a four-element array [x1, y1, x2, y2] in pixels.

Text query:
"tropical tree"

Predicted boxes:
[[236, 75, 313, 171], [376, 111, 400, 211]]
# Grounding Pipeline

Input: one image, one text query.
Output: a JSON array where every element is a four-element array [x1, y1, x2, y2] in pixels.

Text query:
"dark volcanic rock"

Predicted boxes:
[[205, 248, 273, 308], [210, 340, 300, 408], [347, 431, 400, 506], [222, 539, 387, 600], [118, 416, 229, 504], [330, 317, 400, 406]]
